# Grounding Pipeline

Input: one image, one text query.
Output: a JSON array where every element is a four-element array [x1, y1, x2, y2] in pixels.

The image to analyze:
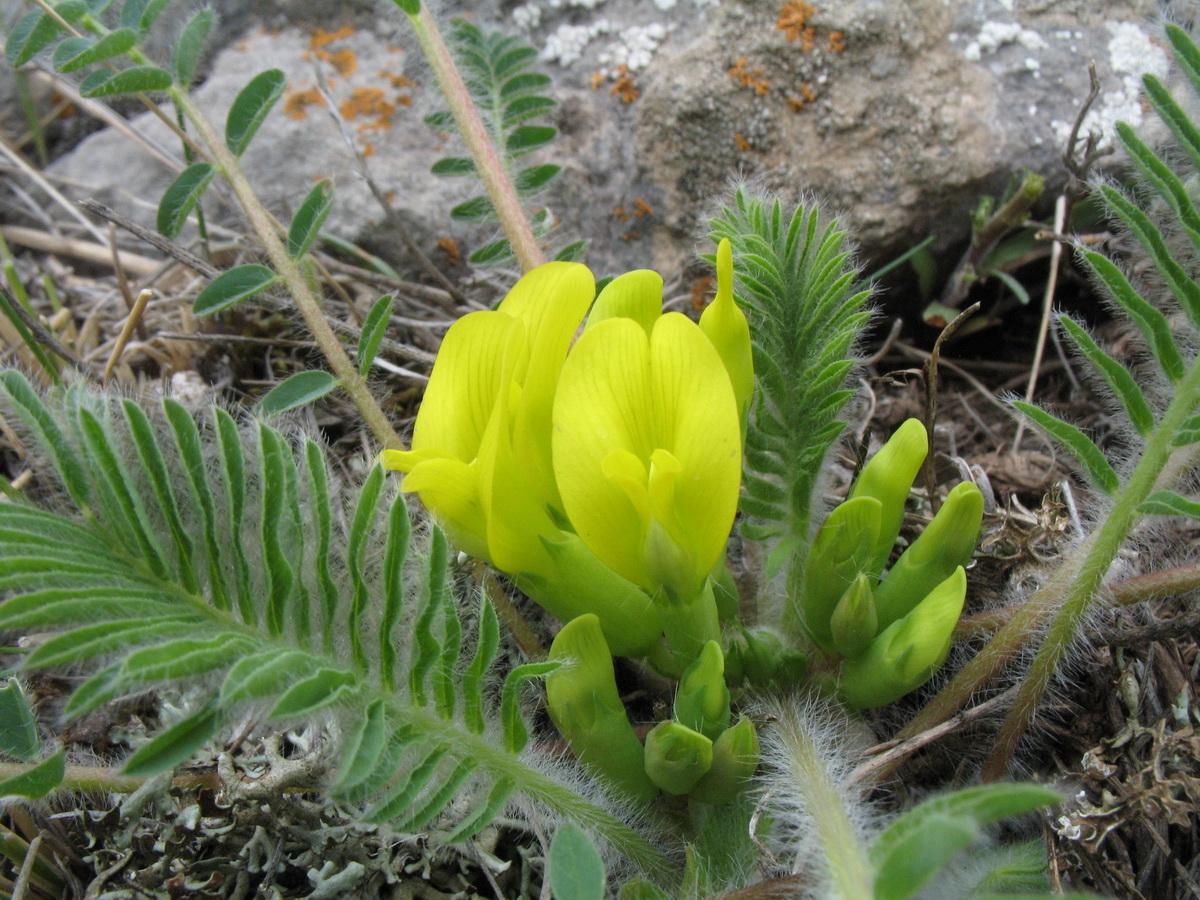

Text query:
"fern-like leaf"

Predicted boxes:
[[0, 372, 669, 876], [707, 190, 873, 604]]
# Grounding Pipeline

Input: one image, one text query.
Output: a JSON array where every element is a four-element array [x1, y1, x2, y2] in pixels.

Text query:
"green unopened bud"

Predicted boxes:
[[644, 720, 713, 796], [675, 640, 731, 740], [546, 614, 657, 803], [873, 481, 984, 631], [519, 532, 664, 658], [801, 496, 881, 651], [839, 566, 967, 708], [726, 627, 809, 689], [691, 715, 760, 805], [830, 574, 878, 658], [847, 418, 928, 577]]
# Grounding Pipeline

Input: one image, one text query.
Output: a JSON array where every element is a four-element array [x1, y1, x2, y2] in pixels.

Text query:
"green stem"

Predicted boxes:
[[167, 89, 403, 452], [774, 711, 874, 898], [980, 355, 1200, 779], [401, 2, 545, 272]]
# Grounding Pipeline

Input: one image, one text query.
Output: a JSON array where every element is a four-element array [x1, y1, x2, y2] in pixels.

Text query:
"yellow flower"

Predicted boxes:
[[552, 281, 743, 602], [382, 263, 663, 656]]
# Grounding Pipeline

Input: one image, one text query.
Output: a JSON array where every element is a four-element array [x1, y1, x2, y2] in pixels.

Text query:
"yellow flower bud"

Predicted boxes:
[[829, 574, 878, 658], [674, 640, 731, 740], [847, 418, 929, 577]]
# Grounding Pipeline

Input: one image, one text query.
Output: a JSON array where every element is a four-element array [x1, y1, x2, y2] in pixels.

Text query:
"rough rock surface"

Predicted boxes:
[[33, 0, 1168, 279]]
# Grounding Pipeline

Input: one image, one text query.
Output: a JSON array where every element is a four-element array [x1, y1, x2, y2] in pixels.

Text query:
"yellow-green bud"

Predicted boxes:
[[644, 720, 713, 796], [801, 496, 881, 651], [690, 715, 760, 805], [726, 627, 809, 689], [839, 567, 967, 708], [674, 640, 731, 741], [546, 615, 657, 803], [830, 574, 878, 658], [873, 481, 984, 630], [847, 418, 928, 577]]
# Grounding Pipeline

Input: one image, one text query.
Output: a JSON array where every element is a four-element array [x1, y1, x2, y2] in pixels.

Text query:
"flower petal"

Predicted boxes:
[[410, 311, 524, 462], [401, 456, 490, 563], [584, 269, 663, 336], [554, 317, 656, 589], [500, 262, 596, 511], [648, 312, 742, 592], [699, 239, 754, 423]]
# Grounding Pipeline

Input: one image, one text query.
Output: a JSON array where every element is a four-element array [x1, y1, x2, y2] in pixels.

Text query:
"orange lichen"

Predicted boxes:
[[382, 72, 417, 89], [729, 57, 770, 96], [284, 87, 326, 121], [613, 205, 631, 222], [362, 142, 375, 158], [590, 71, 605, 90], [800, 82, 816, 102], [621, 230, 641, 242], [310, 26, 354, 50], [633, 198, 654, 218], [734, 133, 753, 152], [776, 1, 815, 42], [799, 26, 816, 52], [610, 65, 640, 104], [690, 275, 714, 312], [341, 87, 396, 130], [787, 95, 806, 112], [827, 30, 845, 53], [318, 48, 358, 77], [438, 237, 461, 266]]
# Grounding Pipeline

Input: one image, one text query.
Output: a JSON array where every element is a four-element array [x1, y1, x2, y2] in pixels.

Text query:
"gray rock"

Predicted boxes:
[[36, 0, 1168, 281]]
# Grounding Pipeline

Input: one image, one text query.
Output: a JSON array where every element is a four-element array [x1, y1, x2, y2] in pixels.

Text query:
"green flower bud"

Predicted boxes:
[[726, 627, 809, 689], [839, 567, 967, 708], [801, 496, 881, 651], [546, 614, 657, 803], [691, 715, 760, 805], [644, 720, 713, 796], [674, 640, 731, 740], [847, 418, 928, 577], [873, 480, 984, 631], [830, 574, 878, 658]]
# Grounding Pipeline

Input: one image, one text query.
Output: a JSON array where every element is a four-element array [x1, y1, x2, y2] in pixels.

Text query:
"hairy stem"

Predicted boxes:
[[981, 356, 1200, 778], [167, 89, 403, 452], [772, 712, 874, 898], [400, 3, 545, 272]]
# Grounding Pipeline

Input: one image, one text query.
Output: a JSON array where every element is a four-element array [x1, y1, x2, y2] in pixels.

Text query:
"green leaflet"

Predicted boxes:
[[1010, 402, 1119, 496], [549, 824, 607, 900]]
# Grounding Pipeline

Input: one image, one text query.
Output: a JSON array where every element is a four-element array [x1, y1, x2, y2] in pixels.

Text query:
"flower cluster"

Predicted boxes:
[[382, 241, 751, 662]]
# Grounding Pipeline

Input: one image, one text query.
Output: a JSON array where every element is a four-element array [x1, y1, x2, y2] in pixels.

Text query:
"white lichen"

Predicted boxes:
[[598, 23, 669, 73]]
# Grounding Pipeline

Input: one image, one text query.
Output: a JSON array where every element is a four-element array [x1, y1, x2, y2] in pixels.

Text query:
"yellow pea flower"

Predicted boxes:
[[381, 263, 663, 656], [552, 310, 742, 603]]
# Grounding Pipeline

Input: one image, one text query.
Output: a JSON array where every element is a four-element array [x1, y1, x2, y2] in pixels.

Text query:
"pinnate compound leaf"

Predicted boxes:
[[1011, 401, 1120, 495], [1137, 489, 1200, 519], [80, 64, 172, 97], [549, 824, 607, 900], [358, 294, 394, 376], [0, 679, 40, 761], [173, 8, 213, 85], [225, 69, 286, 155], [257, 370, 337, 414], [157, 162, 215, 238], [219, 649, 322, 704], [287, 179, 334, 258], [123, 704, 220, 777], [52, 29, 137, 73], [194, 264, 278, 315], [119, 634, 255, 682], [0, 747, 64, 799]]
